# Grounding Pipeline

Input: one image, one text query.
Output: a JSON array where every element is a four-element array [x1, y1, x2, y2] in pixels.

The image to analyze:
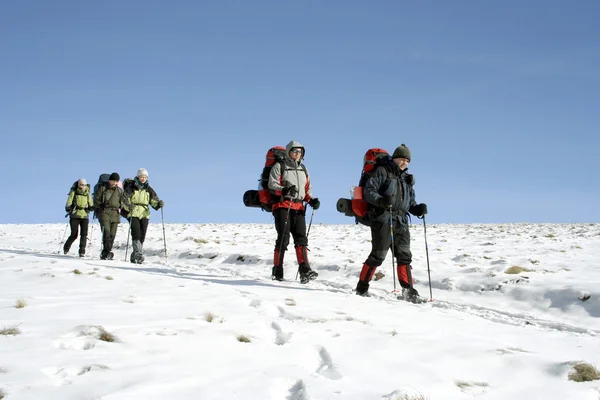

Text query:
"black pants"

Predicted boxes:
[[273, 207, 307, 251], [365, 215, 411, 267], [130, 217, 149, 243], [100, 219, 119, 253], [65, 218, 89, 254]]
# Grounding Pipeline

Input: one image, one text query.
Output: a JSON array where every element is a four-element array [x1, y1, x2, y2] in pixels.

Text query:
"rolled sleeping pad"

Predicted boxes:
[[336, 198, 356, 217], [243, 190, 262, 208]]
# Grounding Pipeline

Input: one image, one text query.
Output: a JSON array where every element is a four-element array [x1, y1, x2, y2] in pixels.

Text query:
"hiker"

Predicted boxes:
[[94, 172, 128, 260], [64, 178, 93, 257], [122, 168, 163, 264], [268, 140, 320, 283], [354, 144, 428, 302]]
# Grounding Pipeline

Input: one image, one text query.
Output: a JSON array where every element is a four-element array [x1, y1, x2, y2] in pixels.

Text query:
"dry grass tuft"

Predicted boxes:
[[204, 312, 216, 323], [97, 327, 118, 343], [194, 238, 209, 244], [373, 271, 385, 281], [0, 388, 5, 399], [73, 269, 82, 275], [0, 324, 21, 336], [15, 298, 27, 309], [568, 362, 600, 382], [105, 276, 114, 280], [504, 266, 533, 274], [285, 298, 297, 306], [455, 380, 489, 390], [236, 334, 251, 343]]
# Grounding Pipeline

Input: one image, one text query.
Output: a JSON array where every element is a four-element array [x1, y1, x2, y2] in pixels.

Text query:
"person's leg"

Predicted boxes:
[[78, 219, 89, 256], [356, 219, 390, 295], [130, 218, 143, 263], [64, 218, 79, 254], [272, 208, 291, 280]]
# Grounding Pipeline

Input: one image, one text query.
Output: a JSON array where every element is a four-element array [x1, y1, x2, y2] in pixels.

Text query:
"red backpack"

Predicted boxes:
[[243, 146, 287, 212], [337, 148, 389, 225]]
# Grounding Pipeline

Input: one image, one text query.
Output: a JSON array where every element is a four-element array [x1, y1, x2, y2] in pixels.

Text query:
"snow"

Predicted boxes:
[[1, 221, 599, 399]]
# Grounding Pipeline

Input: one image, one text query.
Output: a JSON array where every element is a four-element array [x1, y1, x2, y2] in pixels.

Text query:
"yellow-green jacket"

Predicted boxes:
[[123, 178, 161, 220], [66, 185, 93, 219]]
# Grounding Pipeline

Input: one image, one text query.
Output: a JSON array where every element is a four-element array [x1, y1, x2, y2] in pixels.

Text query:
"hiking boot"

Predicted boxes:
[[79, 252, 85, 258], [100, 251, 108, 260], [299, 270, 318, 284], [398, 287, 423, 303], [106, 252, 114, 261], [131, 254, 144, 264], [271, 266, 284, 281], [63, 245, 69, 255]]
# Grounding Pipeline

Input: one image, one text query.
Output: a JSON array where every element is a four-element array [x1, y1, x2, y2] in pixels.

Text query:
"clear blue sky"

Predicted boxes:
[[1, 0, 599, 224]]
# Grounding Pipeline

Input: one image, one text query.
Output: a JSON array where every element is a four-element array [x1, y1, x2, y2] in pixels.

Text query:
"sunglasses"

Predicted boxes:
[[290, 149, 302, 154]]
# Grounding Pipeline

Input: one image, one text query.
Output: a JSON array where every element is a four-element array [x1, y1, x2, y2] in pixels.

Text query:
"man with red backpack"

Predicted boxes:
[[355, 144, 428, 302], [268, 140, 320, 283]]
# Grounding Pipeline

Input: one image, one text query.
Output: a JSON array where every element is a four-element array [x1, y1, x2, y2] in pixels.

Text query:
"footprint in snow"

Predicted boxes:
[[316, 346, 342, 380], [271, 321, 292, 345], [287, 379, 309, 400]]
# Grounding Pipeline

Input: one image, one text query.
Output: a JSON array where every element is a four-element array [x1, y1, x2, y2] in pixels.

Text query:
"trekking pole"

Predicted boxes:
[[161, 208, 167, 263], [277, 201, 293, 279], [306, 208, 315, 239], [59, 219, 69, 253], [89, 220, 94, 248], [296, 207, 315, 281], [422, 215, 433, 301], [389, 211, 397, 291], [124, 220, 131, 262]]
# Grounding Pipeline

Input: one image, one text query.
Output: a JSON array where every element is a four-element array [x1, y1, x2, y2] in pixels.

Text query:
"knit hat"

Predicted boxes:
[[137, 168, 149, 178], [109, 172, 120, 181], [77, 178, 87, 186], [392, 144, 411, 161]]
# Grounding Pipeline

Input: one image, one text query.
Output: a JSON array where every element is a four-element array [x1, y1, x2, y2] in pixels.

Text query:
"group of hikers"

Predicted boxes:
[[64, 168, 163, 264], [63, 141, 427, 302]]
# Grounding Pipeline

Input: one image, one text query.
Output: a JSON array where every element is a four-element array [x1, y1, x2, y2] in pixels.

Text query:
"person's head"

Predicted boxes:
[[137, 168, 148, 184], [286, 140, 304, 162], [77, 178, 87, 189], [108, 172, 120, 187], [392, 144, 411, 171]]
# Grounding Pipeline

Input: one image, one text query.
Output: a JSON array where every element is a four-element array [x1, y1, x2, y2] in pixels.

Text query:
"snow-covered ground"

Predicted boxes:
[[1, 221, 599, 399]]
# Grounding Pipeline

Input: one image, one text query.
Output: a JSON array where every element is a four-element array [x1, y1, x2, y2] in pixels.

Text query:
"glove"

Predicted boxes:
[[282, 185, 298, 198], [379, 195, 394, 209], [157, 200, 164, 209], [410, 203, 428, 216], [65, 206, 72, 213], [308, 198, 320, 210], [86, 207, 94, 213]]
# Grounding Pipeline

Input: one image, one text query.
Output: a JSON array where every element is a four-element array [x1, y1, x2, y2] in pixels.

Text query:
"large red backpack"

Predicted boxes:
[[337, 148, 389, 225], [243, 146, 287, 212]]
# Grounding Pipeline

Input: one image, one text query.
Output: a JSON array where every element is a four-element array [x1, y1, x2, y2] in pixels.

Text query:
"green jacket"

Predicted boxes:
[[123, 178, 161, 220], [94, 184, 128, 223], [66, 185, 93, 219]]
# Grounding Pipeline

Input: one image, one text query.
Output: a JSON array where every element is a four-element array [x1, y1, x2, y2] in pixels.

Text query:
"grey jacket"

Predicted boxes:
[[268, 140, 313, 202]]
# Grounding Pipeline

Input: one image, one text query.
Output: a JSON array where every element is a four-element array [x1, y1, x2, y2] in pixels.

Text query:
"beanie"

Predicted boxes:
[[392, 144, 411, 161], [77, 178, 87, 186], [137, 168, 149, 178], [109, 172, 120, 181]]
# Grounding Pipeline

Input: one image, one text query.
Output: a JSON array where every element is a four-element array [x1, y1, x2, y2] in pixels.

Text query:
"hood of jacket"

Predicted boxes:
[[286, 140, 305, 162]]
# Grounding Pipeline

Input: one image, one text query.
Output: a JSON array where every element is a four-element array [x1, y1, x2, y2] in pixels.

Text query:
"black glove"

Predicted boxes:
[[379, 195, 394, 209], [410, 203, 428, 216], [157, 200, 164, 209], [86, 207, 94, 213], [308, 198, 320, 210], [65, 206, 72, 213], [282, 185, 298, 198]]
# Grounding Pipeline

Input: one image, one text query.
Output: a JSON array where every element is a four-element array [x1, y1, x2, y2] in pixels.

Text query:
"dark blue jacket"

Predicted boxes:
[[364, 157, 417, 224]]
